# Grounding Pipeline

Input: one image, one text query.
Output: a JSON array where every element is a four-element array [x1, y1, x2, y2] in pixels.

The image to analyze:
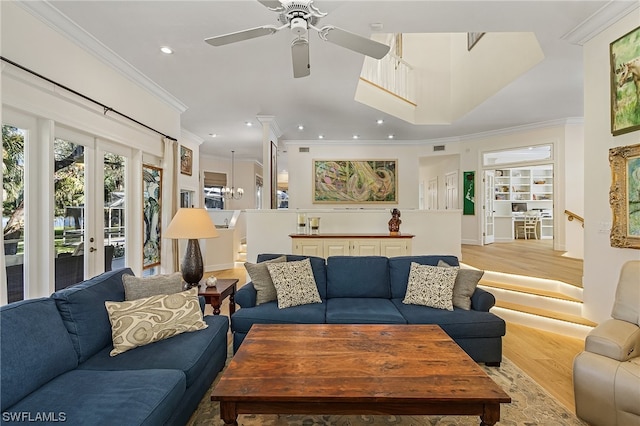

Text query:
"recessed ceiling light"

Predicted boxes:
[[353, 135, 359, 140], [318, 134, 324, 139], [376, 119, 384, 125], [209, 133, 217, 138], [245, 121, 253, 127], [160, 46, 173, 55], [298, 125, 304, 130], [388, 134, 395, 139]]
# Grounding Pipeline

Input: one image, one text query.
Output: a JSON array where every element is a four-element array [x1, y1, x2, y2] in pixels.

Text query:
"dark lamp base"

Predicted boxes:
[[182, 239, 204, 287]]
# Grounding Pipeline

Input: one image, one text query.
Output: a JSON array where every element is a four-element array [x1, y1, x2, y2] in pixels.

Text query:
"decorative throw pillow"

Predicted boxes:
[[266, 258, 322, 309], [105, 287, 207, 356], [244, 256, 287, 305], [122, 272, 184, 301], [403, 262, 458, 311], [438, 260, 485, 310]]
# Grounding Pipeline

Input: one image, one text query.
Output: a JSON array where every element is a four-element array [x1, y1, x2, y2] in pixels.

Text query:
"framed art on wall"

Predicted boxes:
[[609, 142, 640, 249], [463, 171, 475, 215], [610, 26, 640, 136], [180, 145, 193, 176], [143, 165, 162, 268], [313, 160, 397, 203]]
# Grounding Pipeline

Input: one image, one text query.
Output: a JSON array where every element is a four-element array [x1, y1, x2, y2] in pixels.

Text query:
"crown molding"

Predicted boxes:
[[16, 1, 188, 113], [180, 128, 204, 145], [562, 0, 639, 45]]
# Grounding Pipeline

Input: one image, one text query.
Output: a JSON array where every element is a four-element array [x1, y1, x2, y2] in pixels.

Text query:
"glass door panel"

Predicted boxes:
[[103, 152, 125, 271], [3, 125, 26, 303], [53, 138, 86, 290]]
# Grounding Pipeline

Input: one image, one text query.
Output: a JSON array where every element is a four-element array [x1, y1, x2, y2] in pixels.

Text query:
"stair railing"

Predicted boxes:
[[564, 210, 584, 228]]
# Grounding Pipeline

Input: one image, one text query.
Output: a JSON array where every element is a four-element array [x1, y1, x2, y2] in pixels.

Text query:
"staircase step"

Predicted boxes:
[[495, 301, 597, 327], [480, 280, 581, 303]]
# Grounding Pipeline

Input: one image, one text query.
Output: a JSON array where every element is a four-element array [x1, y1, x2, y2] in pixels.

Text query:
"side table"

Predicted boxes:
[[198, 278, 239, 315]]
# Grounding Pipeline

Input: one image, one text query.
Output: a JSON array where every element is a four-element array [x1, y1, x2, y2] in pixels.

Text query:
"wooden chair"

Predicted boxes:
[[523, 212, 539, 240]]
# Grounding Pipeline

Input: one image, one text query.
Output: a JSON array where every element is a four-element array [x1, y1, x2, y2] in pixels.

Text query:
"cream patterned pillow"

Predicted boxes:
[[402, 262, 458, 311], [105, 287, 207, 356], [266, 258, 322, 309]]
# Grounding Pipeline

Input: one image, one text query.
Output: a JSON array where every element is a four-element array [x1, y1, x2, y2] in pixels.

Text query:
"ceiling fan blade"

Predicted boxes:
[[205, 25, 278, 47], [319, 26, 390, 59], [291, 38, 310, 78], [257, 0, 283, 9]]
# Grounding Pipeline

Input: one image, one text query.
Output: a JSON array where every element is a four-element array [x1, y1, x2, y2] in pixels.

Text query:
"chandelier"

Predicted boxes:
[[223, 150, 244, 200]]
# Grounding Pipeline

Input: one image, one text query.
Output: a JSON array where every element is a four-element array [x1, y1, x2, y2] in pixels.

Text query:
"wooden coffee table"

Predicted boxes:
[[211, 324, 511, 425], [198, 278, 238, 315]]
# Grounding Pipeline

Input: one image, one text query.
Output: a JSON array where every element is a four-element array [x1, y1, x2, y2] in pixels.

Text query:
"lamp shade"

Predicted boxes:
[[164, 208, 219, 240]]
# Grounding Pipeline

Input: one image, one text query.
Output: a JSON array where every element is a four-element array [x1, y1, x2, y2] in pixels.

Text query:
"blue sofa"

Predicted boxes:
[[232, 254, 505, 365], [0, 268, 229, 426]]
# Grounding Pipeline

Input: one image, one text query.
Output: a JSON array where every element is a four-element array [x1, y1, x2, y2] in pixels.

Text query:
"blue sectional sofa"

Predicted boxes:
[[1, 268, 229, 426], [232, 254, 505, 365]]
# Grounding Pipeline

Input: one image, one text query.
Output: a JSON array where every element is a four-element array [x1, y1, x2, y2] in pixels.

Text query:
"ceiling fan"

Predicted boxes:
[[204, 0, 390, 78]]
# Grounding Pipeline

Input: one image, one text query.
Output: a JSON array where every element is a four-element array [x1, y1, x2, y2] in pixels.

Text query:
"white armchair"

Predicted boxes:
[[573, 260, 640, 426]]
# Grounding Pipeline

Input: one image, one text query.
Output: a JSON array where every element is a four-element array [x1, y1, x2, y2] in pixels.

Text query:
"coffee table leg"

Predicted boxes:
[[480, 404, 500, 426], [212, 296, 222, 315], [219, 402, 238, 425]]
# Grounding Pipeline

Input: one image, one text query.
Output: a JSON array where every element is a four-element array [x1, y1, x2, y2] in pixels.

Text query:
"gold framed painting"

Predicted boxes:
[[180, 145, 193, 176], [609, 143, 640, 249], [610, 26, 640, 136], [313, 159, 397, 203]]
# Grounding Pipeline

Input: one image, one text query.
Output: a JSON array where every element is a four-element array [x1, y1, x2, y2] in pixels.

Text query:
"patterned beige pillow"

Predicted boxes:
[[105, 287, 207, 356], [266, 258, 322, 309], [402, 262, 458, 311], [244, 256, 287, 305], [122, 272, 184, 301]]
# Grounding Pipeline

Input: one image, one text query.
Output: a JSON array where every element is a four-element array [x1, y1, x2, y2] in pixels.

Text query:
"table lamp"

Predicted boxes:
[[164, 208, 219, 288]]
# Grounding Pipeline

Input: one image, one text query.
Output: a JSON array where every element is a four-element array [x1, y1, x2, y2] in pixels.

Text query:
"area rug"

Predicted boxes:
[[187, 349, 586, 426]]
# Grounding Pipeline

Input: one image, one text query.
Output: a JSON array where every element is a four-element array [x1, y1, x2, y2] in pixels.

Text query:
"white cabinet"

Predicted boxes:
[[291, 235, 413, 258]]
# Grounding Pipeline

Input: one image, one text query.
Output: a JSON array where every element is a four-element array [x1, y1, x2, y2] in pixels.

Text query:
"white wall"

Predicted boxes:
[[285, 141, 423, 210], [583, 10, 640, 324], [563, 123, 585, 259]]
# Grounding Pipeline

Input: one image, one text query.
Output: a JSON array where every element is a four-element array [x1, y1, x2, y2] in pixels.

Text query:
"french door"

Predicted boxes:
[[483, 170, 495, 244]]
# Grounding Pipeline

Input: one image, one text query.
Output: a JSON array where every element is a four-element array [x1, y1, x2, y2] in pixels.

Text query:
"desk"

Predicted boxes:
[[198, 278, 238, 315], [513, 217, 541, 239]]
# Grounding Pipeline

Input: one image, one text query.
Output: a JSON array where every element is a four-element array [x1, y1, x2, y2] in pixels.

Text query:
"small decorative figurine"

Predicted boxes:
[[388, 208, 401, 235], [205, 276, 218, 288]]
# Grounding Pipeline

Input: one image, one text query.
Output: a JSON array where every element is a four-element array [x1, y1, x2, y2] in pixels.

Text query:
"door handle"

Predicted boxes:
[[89, 247, 96, 253]]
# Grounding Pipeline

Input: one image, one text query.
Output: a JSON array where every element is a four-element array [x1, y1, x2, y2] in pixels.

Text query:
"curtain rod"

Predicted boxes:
[[1, 56, 177, 141]]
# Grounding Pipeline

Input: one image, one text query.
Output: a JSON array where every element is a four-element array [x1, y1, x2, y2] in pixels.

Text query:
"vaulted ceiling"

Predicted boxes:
[[31, 1, 640, 164]]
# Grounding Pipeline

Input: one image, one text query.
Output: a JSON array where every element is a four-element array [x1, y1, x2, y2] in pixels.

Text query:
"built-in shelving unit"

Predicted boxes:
[[493, 165, 554, 239]]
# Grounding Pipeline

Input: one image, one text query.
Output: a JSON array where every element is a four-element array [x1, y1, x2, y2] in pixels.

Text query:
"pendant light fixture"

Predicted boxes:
[[223, 150, 244, 200]]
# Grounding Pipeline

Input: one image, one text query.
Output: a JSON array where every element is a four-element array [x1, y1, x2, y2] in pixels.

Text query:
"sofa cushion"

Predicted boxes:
[[326, 298, 406, 324], [52, 268, 132, 363], [0, 298, 78, 411], [5, 369, 185, 426], [437, 260, 485, 310], [122, 272, 184, 300], [403, 263, 458, 311], [78, 315, 228, 388], [267, 258, 323, 309], [231, 301, 326, 334], [105, 288, 208, 356], [392, 299, 506, 339], [389, 255, 460, 299], [326, 256, 390, 298], [244, 255, 286, 305], [258, 254, 328, 299]]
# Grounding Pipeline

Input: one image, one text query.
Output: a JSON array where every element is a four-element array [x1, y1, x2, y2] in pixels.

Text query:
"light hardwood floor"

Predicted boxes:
[[208, 242, 586, 414]]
